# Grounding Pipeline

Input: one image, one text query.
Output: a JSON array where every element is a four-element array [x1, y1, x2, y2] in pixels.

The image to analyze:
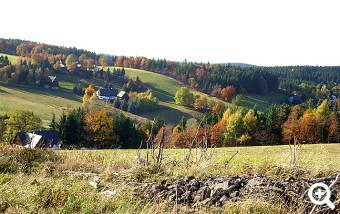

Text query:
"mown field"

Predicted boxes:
[[0, 84, 81, 126], [108, 67, 287, 113], [0, 53, 19, 63]]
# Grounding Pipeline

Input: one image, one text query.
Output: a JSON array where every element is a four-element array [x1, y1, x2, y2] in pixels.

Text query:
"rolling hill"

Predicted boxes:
[[0, 53, 287, 127]]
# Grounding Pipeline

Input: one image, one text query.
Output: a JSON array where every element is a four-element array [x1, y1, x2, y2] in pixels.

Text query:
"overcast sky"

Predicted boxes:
[[1, 0, 340, 66]]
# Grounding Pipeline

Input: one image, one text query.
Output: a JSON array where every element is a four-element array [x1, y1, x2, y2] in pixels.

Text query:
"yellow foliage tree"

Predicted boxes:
[[85, 109, 115, 148]]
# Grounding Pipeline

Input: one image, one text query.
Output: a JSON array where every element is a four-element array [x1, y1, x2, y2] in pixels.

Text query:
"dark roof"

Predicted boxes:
[[16, 130, 60, 147], [17, 132, 30, 145], [34, 130, 61, 145], [98, 88, 118, 97]]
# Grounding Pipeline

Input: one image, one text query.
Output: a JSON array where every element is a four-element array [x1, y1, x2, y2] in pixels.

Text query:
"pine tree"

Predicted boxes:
[[49, 113, 57, 129]]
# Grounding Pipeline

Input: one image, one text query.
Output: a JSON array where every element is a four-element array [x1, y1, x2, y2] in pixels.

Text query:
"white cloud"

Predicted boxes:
[[1, 0, 339, 65]]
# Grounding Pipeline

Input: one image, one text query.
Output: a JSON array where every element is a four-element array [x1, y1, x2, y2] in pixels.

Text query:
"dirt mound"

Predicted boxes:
[[142, 174, 340, 213]]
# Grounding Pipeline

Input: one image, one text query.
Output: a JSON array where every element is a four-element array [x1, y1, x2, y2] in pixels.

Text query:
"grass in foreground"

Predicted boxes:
[[1, 143, 339, 213], [61, 143, 340, 178]]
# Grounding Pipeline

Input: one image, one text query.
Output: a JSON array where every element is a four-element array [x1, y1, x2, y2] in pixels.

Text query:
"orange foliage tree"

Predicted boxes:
[[282, 106, 301, 143], [82, 84, 95, 109], [170, 127, 206, 148], [193, 95, 208, 111], [298, 109, 320, 143], [221, 85, 237, 102], [210, 120, 226, 147], [328, 112, 340, 143]]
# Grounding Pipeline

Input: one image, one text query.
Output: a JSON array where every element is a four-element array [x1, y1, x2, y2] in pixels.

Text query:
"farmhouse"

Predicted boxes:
[[97, 88, 118, 101], [117, 90, 129, 101], [13, 130, 61, 149]]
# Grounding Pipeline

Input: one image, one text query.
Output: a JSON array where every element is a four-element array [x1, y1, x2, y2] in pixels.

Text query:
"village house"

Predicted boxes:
[[96, 88, 119, 101], [44, 76, 59, 89], [12, 130, 61, 149]]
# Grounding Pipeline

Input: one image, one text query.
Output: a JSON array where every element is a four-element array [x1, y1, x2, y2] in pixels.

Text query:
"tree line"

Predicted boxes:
[[1, 38, 339, 99], [169, 99, 339, 148]]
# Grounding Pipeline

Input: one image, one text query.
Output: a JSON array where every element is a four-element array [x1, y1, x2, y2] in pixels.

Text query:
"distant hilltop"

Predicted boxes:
[[223, 63, 256, 68]]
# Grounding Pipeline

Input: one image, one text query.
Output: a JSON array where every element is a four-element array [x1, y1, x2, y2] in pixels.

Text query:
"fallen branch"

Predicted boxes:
[[224, 151, 239, 166]]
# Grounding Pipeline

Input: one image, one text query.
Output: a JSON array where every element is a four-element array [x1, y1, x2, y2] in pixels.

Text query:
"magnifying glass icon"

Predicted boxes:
[[308, 182, 335, 210]]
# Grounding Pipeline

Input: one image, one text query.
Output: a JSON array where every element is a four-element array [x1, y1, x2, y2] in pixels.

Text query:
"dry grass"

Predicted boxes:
[[1, 143, 340, 213]]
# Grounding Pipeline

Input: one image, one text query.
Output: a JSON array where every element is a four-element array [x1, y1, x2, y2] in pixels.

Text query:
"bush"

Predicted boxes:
[[0, 144, 59, 173]]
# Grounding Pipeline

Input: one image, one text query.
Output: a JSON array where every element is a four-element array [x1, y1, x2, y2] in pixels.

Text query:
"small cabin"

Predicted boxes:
[[117, 90, 129, 101], [44, 76, 59, 89], [13, 130, 61, 149], [97, 88, 118, 101]]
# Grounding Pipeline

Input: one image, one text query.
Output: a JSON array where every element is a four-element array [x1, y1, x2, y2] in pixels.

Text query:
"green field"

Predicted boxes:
[[104, 67, 208, 124], [124, 68, 181, 101], [109, 67, 287, 113], [240, 92, 287, 111], [0, 83, 81, 126], [0, 53, 19, 63]]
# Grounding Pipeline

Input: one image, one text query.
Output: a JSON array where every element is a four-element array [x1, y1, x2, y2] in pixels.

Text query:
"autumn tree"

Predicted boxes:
[[193, 95, 208, 111], [328, 112, 339, 143], [16, 42, 34, 57], [78, 54, 87, 67], [175, 87, 194, 106], [82, 84, 95, 109], [298, 109, 320, 143], [85, 109, 115, 148], [211, 101, 225, 114], [65, 54, 78, 73], [243, 109, 257, 134], [314, 99, 330, 142], [224, 111, 244, 146], [211, 85, 222, 97], [282, 106, 301, 143], [98, 55, 110, 66], [210, 120, 226, 147], [221, 85, 237, 102]]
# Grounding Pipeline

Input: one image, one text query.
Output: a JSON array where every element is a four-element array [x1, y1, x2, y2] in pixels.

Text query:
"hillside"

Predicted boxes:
[[0, 52, 287, 126], [111, 67, 286, 112], [0, 83, 81, 126]]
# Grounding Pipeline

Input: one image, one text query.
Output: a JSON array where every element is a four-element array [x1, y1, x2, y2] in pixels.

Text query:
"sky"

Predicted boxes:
[[1, 0, 340, 66]]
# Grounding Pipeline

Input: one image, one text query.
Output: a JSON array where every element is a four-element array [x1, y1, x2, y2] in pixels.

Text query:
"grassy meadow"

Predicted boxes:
[[60, 144, 340, 177], [0, 53, 19, 63], [0, 84, 81, 126], [1, 143, 339, 213]]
